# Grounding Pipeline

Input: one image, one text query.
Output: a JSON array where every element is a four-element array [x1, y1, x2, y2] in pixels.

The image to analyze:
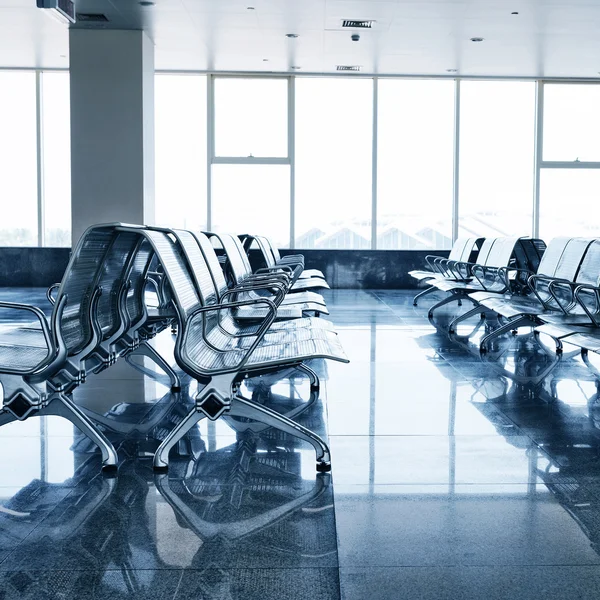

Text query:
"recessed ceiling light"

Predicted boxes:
[[470, 37, 484, 42], [138, 1, 154, 6], [511, 11, 519, 15], [263, 58, 269, 62], [291, 66, 302, 70], [247, 6, 255, 9], [446, 69, 457, 73], [286, 33, 299, 38]]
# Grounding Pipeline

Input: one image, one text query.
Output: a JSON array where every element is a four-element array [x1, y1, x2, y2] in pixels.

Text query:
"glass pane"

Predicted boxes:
[[0, 72, 37, 246], [295, 78, 372, 249], [459, 81, 535, 238], [42, 72, 71, 247], [377, 79, 454, 249], [211, 164, 290, 248], [155, 74, 207, 232], [543, 84, 600, 162], [214, 78, 287, 158], [539, 169, 600, 238]]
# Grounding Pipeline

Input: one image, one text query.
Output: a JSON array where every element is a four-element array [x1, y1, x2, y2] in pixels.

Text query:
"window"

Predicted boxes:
[[41, 72, 71, 247], [211, 165, 290, 248], [539, 170, 600, 239], [295, 78, 373, 249], [543, 84, 600, 162], [458, 81, 535, 238], [0, 72, 38, 246], [155, 74, 207, 232], [377, 79, 455, 249], [214, 78, 288, 158]]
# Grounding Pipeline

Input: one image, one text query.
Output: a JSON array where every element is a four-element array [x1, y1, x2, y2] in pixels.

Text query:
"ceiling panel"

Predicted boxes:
[[1, 0, 600, 78]]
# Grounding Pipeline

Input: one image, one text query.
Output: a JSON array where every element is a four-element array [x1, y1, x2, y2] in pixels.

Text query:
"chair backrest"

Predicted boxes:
[[448, 238, 471, 262], [54, 225, 117, 355], [480, 237, 520, 268], [194, 231, 230, 299], [552, 238, 594, 280], [138, 229, 203, 321], [95, 231, 143, 340], [170, 229, 220, 306], [213, 233, 253, 285], [462, 237, 485, 263], [575, 239, 600, 285], [254, 236, 277, 269], [533, 237, 571, 277], [471, 238, 497, 266], [125, 239, 155, 329]]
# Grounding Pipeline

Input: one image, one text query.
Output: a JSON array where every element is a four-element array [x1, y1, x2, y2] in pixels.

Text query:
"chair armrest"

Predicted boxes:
[[547, 279, 577, 315], [0, 301, 55, 374], [574, 284, 600, 327], [46, 283, 60, 306]]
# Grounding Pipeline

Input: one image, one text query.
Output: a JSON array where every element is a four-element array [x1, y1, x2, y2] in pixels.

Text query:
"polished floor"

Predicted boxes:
[[2, 288, 600, 599]]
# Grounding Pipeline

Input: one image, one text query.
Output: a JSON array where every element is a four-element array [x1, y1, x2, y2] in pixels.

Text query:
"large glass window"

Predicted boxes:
[[214, 78, 288, 158], [543, 84, 600, 162], [211, 165, 290, 248], [295, 78, 373, 249], [155, 74, 207, 232], [539, 170, 600, 239], [377, 79, 455, 249], [41, 72, 71, 247], [458, 81, 535, 238], [0, 72, 38, 246]]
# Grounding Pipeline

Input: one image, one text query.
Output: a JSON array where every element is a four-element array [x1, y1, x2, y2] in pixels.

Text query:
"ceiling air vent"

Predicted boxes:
[[336, 65, 361, 71], [76, 13, 109, 22], [342, 19, 374, 29]]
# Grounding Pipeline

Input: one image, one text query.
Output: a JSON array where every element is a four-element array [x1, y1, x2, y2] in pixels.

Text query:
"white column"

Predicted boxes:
[[69, 29, 155, 245]]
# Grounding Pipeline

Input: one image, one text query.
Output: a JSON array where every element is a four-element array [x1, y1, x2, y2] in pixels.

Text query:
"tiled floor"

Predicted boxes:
[[2, 288, 600, 598]]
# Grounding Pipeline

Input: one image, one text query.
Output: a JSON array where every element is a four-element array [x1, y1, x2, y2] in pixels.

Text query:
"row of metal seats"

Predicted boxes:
[[411, 235, 600, 374], [0, 224, 348, 474]]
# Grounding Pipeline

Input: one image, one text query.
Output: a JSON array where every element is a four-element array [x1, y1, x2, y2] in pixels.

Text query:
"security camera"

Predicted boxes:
[[351, 33, 360, 42]]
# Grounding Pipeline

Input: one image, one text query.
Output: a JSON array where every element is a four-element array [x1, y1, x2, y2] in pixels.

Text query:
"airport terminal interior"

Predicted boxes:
[[3, 1, 600, 599]]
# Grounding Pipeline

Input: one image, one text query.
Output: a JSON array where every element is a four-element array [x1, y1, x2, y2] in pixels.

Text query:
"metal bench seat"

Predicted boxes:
[[241, 234, 329, 287], [471, 239, 600, 352], [200, 231, 330, 317], [116, 226, 348, 473]]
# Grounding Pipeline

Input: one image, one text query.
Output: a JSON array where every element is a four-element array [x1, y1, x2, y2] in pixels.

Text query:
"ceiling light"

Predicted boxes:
[[470, 37, 484, 42], [247, 6, 255, 9], [263, 58, 269, 62], [286, 33, 299, 38], [511, 11, 519, 15]]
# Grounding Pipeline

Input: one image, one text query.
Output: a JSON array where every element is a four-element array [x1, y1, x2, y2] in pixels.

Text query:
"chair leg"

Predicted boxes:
[[298, 363, 320, 393], [413, 286, 436, 306], [448, 305, 485, 335], [153, 406, 207, 470], [41, 393, 119, 472], [479, 315, 533, 354], [428, 293, 464, 323], [229, 394, 331, 472], [126, 341, 181, 391]]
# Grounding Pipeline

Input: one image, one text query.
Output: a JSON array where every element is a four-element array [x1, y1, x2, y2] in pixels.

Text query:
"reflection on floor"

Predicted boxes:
[[3, 288, 600, 599]]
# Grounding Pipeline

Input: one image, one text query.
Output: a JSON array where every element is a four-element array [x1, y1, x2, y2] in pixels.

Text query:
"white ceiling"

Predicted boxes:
[[2, 0, 600, 78]]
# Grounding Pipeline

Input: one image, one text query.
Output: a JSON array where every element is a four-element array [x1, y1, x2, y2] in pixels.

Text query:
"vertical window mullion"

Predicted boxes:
[[207, 74, 214, 231], [533, 80, 544, 239], [452, 79, 460, 244], [371, 77, 378, 250], [289, 76, 295, 248], [36, 70, 44, 247]]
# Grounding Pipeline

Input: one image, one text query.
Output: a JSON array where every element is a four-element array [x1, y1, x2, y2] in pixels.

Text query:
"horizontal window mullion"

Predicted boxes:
[[211, 156, 290, 165], [540, 161, 600, 169]]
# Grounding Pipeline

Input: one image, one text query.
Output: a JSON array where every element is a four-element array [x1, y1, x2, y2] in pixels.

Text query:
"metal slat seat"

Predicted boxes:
[[116, 226, 348, 473]]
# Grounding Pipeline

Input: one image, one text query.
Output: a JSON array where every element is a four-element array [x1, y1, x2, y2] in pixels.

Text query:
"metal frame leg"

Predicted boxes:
[[448, 304, 486, 335], [126, 341, 181, 391], [229, 394, 331, 472], [428, 292, 472, 324], [479, 315, 534, 354], [153, 406, 207, 470], [413, 285, 436, 307], [41, 393, 119, 471], [298, 363, 320, 393], [0, 410, 17, 428]]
